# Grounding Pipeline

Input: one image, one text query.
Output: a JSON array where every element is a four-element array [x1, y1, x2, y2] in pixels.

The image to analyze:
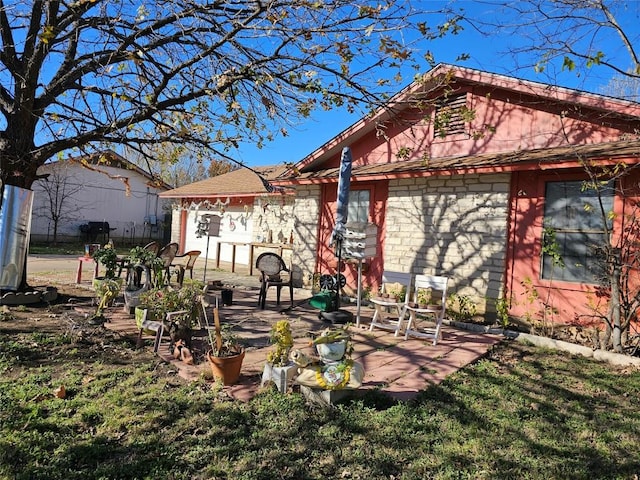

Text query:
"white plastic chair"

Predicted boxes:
[[369, 271, 412, 336], [400, 274, 448, 345], [135, 308, 164, 353]]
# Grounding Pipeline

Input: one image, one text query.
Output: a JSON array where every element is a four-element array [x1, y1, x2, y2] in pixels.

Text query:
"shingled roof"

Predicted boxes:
[[159, 165, 288, 198], [273, 139, 640, 184]]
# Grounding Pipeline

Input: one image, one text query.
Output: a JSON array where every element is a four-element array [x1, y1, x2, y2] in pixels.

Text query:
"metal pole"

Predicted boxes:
[[203, 235, 210, 282], [356, 259, 362, 327]]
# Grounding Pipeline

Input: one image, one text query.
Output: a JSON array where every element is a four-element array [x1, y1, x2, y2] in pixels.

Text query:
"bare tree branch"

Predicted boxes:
[[0, 0, 463, 189], [474, 0, 640, 84]]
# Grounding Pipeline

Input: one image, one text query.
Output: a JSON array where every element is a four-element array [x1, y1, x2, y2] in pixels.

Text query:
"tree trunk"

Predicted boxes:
[[610, 259, 623, 353], [0, 135, 44, 292], [52, 221, 59, 245]]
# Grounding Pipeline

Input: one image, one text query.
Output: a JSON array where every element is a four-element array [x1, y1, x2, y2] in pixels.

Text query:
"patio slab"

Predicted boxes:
[[102, 286, 502, 403], [27, 254, 503, 402]]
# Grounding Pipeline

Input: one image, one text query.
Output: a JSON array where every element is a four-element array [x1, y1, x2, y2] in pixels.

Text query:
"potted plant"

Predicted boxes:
[[126, 246, 164, 286], [261, 319, 296, 392], [92, 243, 120, 280], [123, 246, 162, 312], [206, 302, 244, 385], [135, 281, 203, 349], [388, 284, 406, 303], [417, 287, 431, 309], [123, 264, 152, 313], [91, 243, 124, 304], [136, 287, 176, 323]]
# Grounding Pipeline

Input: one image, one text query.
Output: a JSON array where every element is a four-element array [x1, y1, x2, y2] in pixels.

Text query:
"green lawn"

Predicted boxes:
[[1, 318, 639, 479]]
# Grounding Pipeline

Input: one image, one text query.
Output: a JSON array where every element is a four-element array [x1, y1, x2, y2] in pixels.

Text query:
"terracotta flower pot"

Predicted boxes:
[[207, 349, 245, 385]]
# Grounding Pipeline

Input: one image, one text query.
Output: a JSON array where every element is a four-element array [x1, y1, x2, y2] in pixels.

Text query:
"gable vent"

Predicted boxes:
[[433, 93, 468, 138]]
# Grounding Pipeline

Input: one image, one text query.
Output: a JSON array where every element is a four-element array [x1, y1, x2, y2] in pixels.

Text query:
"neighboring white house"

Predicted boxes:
[[160, 165, 295, 268], [31, 151, 172, 245]]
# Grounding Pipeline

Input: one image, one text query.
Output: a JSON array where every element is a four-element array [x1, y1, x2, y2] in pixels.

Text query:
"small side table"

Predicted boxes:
[[76, 256, 99, 284]]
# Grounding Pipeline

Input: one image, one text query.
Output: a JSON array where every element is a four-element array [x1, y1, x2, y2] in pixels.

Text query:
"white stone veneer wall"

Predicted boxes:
[[385, 174, 510, 314], [290, 184, 322, 288]]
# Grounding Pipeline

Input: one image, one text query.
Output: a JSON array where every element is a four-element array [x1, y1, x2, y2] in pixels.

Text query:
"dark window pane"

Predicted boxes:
[[542, 232, 606, 282], [545, 180, 614, 230], [542, 180, 613, 284]]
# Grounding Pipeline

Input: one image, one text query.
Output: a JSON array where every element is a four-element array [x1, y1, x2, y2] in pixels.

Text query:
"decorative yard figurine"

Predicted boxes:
[[295, 327, 364, 390], [289, 349, 314, 368]]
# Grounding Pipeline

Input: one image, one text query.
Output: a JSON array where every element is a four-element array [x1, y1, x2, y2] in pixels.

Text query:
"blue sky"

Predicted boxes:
[[232, 1, 640, 168]]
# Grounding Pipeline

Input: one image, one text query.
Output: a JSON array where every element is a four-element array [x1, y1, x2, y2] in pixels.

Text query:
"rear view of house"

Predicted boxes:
[[273, 64, 640, 327], [159, 64, 640, 331]]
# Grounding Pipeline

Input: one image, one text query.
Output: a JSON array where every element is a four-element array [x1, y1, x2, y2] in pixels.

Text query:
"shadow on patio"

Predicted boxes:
[[101, 284, 503, 402]]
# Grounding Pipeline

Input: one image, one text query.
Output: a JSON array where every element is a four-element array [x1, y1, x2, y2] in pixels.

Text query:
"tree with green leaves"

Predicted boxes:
[[0, 0, 462, 290], [483, 0, 640, 352]]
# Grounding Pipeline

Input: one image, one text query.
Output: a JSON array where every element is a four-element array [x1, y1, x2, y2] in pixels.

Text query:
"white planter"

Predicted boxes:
[[261, 363, 297, 392], [315, 340, 347, 363]]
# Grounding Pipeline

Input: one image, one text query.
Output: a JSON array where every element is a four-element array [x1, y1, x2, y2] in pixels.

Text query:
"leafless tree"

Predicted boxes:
[[33, 161, 84, 244], [474, 0, 639, 87], [601, 74, 640, 102]]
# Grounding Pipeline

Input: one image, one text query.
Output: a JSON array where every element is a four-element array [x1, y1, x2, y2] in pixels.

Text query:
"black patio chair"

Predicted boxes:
[[255, 252, 293, 310]]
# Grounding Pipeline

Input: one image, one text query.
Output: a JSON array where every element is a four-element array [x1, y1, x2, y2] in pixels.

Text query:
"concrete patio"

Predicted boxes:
[[103, 285, 502, 403], [28, 254, 503, 402]]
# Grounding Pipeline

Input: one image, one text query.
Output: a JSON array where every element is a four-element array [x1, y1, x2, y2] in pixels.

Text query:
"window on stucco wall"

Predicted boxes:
[[348, 190, 370, 223], [542, 179, 614, 283]]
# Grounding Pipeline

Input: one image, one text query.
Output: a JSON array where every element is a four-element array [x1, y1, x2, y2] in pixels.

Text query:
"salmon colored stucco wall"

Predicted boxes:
[[319, 86, 640, 173], [305, 81, 640, 304], [315, 181, 388, 294], [505, 166, 640, 326]]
